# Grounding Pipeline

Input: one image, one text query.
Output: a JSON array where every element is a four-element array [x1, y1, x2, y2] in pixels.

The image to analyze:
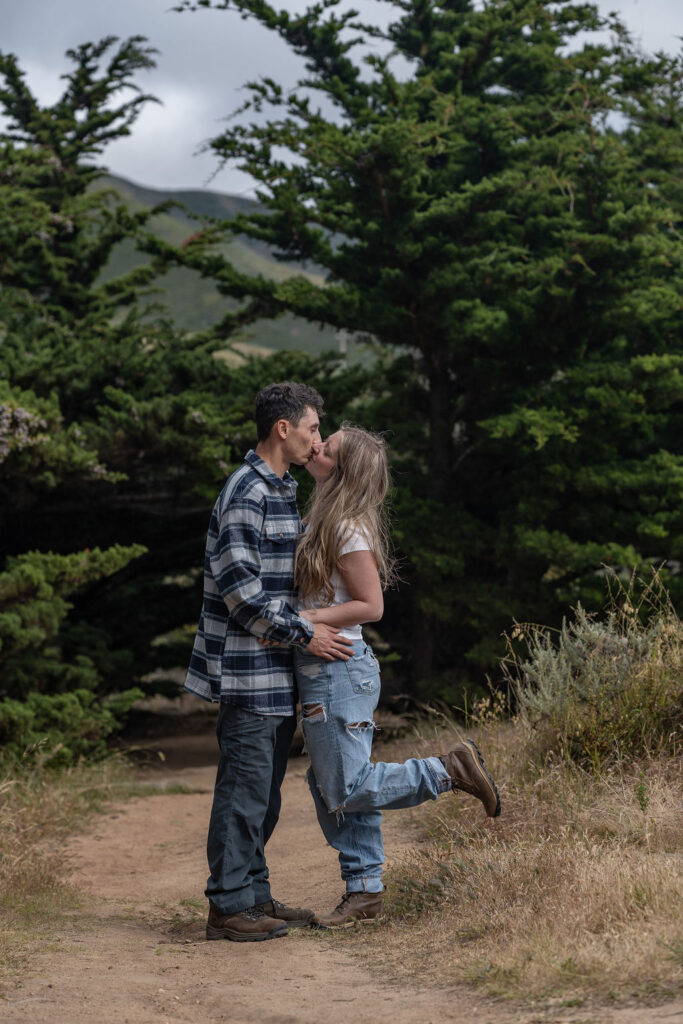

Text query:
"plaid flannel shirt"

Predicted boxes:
[[184, 450, 314, 715]]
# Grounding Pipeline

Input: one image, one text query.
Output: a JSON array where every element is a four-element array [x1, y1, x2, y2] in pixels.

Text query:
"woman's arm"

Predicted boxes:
[[302, 549, 383, 628]]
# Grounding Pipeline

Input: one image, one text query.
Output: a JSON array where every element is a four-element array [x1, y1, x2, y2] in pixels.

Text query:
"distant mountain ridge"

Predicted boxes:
[[101, 173, 337, 354], [104, 174, 260, 220]]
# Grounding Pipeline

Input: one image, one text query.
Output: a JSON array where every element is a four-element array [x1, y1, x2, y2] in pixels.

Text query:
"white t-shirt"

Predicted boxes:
[[298, 522, 371, 641]]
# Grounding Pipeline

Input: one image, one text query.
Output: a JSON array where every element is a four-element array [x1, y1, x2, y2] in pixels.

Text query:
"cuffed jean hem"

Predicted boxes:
[[426, 755, 453, 794], [345, 877, 384, 894]]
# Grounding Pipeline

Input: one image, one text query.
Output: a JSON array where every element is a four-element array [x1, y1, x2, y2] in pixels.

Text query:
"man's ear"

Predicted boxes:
[[275, 419, 289, 440]]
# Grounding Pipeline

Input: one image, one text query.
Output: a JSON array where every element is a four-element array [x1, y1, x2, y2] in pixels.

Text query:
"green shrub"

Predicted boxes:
[[504, 573, 683, 769], [0, 687, 142, 767], [0, 545, 148, 765], [0, 546, 147, 698]]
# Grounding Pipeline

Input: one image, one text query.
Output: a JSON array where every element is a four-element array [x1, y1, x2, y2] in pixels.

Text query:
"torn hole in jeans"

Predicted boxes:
[[302, 702, 327, 723], [344, 720, 377, 742]]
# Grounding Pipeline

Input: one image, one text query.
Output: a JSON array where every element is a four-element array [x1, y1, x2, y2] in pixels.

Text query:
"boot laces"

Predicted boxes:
[[334, 892, 356, 913], [241, 906, 267, 921]]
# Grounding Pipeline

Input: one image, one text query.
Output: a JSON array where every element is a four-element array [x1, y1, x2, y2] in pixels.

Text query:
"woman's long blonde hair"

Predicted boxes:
[[295, 424, 396, 605]]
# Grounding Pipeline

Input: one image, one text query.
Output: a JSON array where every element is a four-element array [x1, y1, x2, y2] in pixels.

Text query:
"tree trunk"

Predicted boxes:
[[425, 360, 452, 503], [411, 358, 452, 688]]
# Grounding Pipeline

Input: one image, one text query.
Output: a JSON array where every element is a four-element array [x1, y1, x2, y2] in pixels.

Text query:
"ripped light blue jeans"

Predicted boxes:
[[294, 639, 451, 894]]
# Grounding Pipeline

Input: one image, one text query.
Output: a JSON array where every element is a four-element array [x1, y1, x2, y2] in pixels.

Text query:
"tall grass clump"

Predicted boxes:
[[0, 755, 137, 986], [360, 718, 682, 1004], [504, 571, 682, 770], [359, 575, 682, 1005]]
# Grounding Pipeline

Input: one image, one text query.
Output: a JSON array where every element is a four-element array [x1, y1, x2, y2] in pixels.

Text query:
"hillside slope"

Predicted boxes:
[[100, 174, 338, 354]]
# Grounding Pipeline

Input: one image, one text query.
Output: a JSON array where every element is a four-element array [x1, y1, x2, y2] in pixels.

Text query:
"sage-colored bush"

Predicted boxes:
[[504, 574, 682, 768]]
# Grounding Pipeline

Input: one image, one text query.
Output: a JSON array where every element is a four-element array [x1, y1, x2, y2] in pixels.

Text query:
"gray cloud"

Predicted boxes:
[[2, 0, 681, 193]]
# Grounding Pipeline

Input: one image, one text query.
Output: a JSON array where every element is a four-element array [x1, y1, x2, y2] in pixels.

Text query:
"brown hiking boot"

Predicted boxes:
[[255, 898, 315, 928], [313, 891, 383, 929], [439, 739, 501, 817], [206, 904, 288, 942]]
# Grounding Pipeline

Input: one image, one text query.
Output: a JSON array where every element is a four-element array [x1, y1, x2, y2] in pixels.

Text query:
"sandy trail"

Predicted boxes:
[[2, 753, 680, 1024]]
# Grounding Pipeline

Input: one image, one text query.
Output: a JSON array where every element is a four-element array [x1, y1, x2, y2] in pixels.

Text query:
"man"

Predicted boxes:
[[185, 381, 353, 942]]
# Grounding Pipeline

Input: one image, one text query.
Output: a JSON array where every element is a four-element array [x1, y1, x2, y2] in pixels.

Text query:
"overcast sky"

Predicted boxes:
[[2, 0, 681, 196]]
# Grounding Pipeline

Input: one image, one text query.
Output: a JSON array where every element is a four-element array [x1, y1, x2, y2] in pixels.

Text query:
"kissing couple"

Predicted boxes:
[[185, 381, 501, 941]]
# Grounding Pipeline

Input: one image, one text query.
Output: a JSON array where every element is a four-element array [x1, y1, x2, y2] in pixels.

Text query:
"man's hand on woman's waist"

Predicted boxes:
[[305, 622, 353, 661], [257, 620, 353, 660]]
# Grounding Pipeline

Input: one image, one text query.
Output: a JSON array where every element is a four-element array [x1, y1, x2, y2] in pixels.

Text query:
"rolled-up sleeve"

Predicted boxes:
[[209, 495, 313, 645]]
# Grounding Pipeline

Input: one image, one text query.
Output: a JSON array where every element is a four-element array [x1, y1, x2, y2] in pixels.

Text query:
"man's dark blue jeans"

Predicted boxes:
[[205, 703, 296, 916]]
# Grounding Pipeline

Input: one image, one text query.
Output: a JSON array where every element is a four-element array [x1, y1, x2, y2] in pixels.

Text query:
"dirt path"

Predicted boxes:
[[3, 757, 681, 1024]]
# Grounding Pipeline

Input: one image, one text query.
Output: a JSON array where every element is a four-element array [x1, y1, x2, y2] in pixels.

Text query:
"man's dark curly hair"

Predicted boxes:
[[255, 381, 324, 441]]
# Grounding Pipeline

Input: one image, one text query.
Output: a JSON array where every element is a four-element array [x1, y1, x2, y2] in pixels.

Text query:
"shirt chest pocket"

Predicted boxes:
[[262, 520, 301, 552]]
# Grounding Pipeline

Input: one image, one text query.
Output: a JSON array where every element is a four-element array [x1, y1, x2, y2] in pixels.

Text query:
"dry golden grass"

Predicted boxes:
[[353, 718, 683, 1005], [0, 756, 141, 987], [1, 709, 680, 1011]]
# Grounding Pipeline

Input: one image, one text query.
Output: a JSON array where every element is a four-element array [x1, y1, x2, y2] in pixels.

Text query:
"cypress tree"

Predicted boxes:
[[173, 0, 683, 693], [0, 38, 242, 757]]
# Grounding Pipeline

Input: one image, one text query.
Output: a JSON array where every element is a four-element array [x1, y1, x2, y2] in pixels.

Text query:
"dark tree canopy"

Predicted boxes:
[[0, 37, 161, 319], [2, 5, 682, 759], [0, 37, 359, 761], [171, 0, 683, 692]]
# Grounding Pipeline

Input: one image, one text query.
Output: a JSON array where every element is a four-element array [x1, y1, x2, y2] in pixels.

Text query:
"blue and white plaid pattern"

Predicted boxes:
[[184, 450, 314, 715]]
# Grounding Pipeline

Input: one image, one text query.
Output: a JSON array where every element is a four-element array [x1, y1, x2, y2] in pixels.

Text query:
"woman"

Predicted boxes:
[[293, 424, 501, 929]]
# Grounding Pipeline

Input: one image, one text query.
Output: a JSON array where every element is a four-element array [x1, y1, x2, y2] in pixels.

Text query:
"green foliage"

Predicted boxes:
[[0, 379, 119, 513], [0, 546, 146, 698], [0, 546, 145, 765], [0, 40, 208, 759], [3, 6, 683, 767], [0, 33, 369, 764], [504, 573, 683, 769], [0, 688, 142, 767], [173, 0, 683, 686], [0, 37, 161, 320]]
